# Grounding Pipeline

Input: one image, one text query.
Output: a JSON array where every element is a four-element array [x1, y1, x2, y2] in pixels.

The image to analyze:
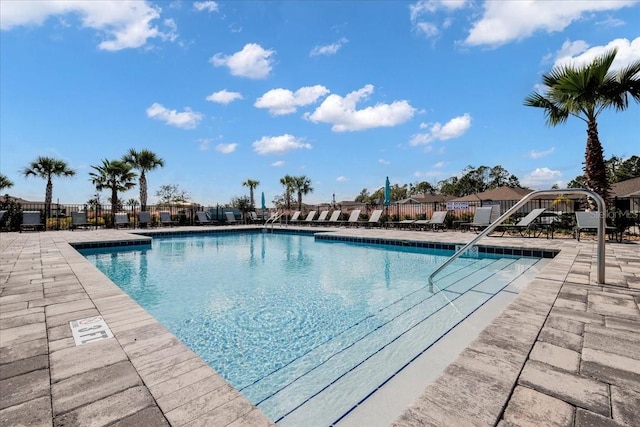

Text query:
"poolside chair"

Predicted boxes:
[[574, 211, 616, 241], [426, 211, 448, 231], [461, 207, 494, 232], [247, 211, 262, 224], [224, 211, 238, 224], [496, 208, 546, 237], [114, 213, 130, 229], [312, 210, 329, 225], [159, 211, 177, 227], [302, 211, 317, 224], [390, 219, 415, 229], [196, 211, 213, 225], [343, 209, 361, 226], [138, 211, 152, 228], [412, 218, 431, 230], [71, 211, 92, 230], [288, 211, 301, 223], [325, 210, 341, 225], [358, 209, 383, 227], [20, 211, 44, 232]]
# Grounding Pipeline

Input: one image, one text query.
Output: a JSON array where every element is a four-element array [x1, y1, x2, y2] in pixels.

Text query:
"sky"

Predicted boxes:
[[1, 0, 639, 207]]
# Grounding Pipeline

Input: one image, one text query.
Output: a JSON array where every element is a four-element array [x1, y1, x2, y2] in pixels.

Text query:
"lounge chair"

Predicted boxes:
[[265, 212, 283, 224], [426, 210, 448, 231], [574, 211, 616, 241], [302, 210, 317, 224], [412, 218, 431, 229], [114, 213, 130, 229], [288, 211, 301, 223], [224, 211, 238, 224], [390, 219, 415, 229], [196, 211, 213, 225], [20, 211, 44, 232], [496, 208, 546, 237], [71, 211, 92, 230], [461, 207, 495, 232], [358, 209, 383, 227], [312, 210, 329, 225], [326, 210, 341, 225], [159, 211, 177, 227], [138, 211, 152, 228], [343, 209, 361, 226], [248, 211, 263, 224]]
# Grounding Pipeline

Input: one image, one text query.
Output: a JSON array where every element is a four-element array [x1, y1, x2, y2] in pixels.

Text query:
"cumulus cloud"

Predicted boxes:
[[336, 176, 348, 182], [254, 85, 329, 115], [0, 0, 177, 51], [146, 103, 202, 129], [252, 134, 312, 155], [198, 138, 212, 150], [310, 38, 348, 56], [206, 89, 244, 104], [215, 143, 237, 154], [464, 1, 637, 48], [271, 160, 285, 167], [552, 37, 640, 72], [410, 113, 471, 146], [434, 161, 446, 168], [521, 167, 562, 189], [193, 1, 219, 13], [305, 84, 415, 132], [210, 43, 275, 79], [409, 0, 467, 38], [527, 147, 555, 159]]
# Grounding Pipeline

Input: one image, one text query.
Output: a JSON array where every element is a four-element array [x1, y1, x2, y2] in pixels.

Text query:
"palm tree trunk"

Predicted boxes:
[[45, 178, 53, 226], [140, 172, 148, 211], [111, 187, 118, 228], [298, 192, 302, 210], [249, 188, 254, 209], [584, 120, 610, 208]]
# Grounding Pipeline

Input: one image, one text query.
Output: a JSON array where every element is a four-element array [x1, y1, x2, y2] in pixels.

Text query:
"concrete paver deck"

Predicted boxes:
[[1, 226, 638, 426]]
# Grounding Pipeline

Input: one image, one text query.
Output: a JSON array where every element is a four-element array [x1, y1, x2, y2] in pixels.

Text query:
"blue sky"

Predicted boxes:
[[1, 1, 639, 207]]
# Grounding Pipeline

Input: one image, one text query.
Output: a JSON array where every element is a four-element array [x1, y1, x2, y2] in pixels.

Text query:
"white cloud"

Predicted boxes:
[[216, 143, 237, 154], [198, 138, 212, 150], [305, 84, 415, 132], [552, 37, 640, 72], [271, 160, 285, 167], [210, 43, 275, 79], [255, 85, 329, 115], [409, 0, 467, 38], [146, 103, 202, 129], [465, 1, 638, 48], [310, 38, 348, 56], [336, 176, 348, 182], [527, 147, 555, 159], [521, 167, 563, 189], [410, 113, 471, 146], [193, 1, 219, 13], [0, 0, 177, 51], [379, 159, 390, 165], [252, 134, 312, 155], [434, 161, 446, 168], [206, 89, 244, 105]]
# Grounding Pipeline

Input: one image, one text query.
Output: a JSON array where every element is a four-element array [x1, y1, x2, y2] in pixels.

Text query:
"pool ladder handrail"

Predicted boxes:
[[428, 189, 606, 289]]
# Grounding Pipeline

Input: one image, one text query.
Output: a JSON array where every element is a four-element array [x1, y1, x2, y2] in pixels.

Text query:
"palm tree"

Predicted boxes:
[[0, 173, 14, 192], [123, 149, 164, 211], [89, 159, 137, 227], [524, 48, 640, 205], [242, 179, 260, 209], [279, 175, 295, 211], [22, 156, 76, 218], [293, 175, 314, 210]]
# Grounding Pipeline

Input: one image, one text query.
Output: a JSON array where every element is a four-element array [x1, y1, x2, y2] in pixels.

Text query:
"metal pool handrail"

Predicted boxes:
[[428, 189, 606, 288]]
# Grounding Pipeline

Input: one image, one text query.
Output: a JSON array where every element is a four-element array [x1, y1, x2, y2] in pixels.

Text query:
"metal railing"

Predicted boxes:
[[428, 189, 607, 288]]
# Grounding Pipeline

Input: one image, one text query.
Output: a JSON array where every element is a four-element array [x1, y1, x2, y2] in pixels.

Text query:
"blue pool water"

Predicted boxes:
[[80, 232, 543, 426]]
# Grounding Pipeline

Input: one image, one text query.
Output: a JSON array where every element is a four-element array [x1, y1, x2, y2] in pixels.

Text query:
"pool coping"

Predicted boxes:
[[1, 225, 638, 426]]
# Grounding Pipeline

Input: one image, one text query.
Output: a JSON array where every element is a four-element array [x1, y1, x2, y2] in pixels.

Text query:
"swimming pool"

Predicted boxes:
[[80, 231, 545, 426]]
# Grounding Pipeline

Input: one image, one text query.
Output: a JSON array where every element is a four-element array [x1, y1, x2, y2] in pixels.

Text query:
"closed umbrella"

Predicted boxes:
[[384, 176, 391, 206], [261, 192, 266, 210]]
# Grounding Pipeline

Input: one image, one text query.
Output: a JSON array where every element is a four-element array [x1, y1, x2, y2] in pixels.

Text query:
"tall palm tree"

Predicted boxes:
[[123, 149, 164, 211], [22, 156, 76, 217], [524, 48, 640, 205], [279, 175, 295, 211], [0, 173, 14, 192], [89, 159, 137, 227], [293, 175, 314, 210], [242, 179, 260, 209]]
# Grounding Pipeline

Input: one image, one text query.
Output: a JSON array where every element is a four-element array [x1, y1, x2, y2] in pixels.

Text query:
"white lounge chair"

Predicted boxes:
[[302, 211, 317, 224], [312, 210, 329, 225], [326, 210, 341, 224], [359, 209, 383, 227], [461, 207, 494, 232], [343, 209, 361, 226], [426, 211, 448, 231], [574, 211, 616, 241], [288, 211, 301, 223]]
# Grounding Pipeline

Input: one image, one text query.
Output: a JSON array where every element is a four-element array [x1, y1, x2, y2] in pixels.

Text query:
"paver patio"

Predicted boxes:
[[1, 226, 638, 426]]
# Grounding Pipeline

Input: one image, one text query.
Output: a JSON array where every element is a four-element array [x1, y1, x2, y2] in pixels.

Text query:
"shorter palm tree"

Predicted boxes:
[[89, 159, 137, 227], [22, 156, 76, 219], [293, 175, 313, 210], [280, 175, 295, 211], [123, 149, 164, 211], [242, 179, 260, 209]]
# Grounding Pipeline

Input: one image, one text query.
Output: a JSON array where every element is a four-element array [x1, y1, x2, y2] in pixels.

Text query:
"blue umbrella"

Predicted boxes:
[[384, 176, 391, 206], [261, 192, 266, 210]]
